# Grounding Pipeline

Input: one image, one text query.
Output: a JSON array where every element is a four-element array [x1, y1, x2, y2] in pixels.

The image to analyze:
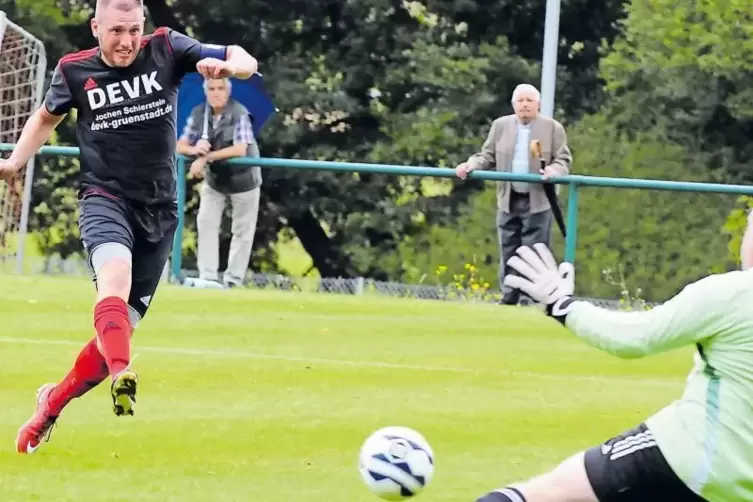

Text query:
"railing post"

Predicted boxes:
[[15, 156, 36, 274], [171, 155, 186, 281], [564, 183, 579, 263]]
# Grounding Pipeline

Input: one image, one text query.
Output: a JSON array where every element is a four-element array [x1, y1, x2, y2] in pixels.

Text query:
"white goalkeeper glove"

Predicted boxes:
[[503, 243, 577, 324]]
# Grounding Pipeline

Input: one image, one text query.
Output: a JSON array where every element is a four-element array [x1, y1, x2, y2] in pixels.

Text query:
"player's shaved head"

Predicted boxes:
[[95, 0, 143, 18]]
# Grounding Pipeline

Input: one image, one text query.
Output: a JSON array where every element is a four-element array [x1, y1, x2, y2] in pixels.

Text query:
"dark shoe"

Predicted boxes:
[[518, 295, 534, 306], [499, 291, 519, 305]]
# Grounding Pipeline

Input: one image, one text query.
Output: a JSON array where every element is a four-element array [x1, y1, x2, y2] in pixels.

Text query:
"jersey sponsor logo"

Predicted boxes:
[[86, 71, 163, 110], [90, 98, 174, 131]]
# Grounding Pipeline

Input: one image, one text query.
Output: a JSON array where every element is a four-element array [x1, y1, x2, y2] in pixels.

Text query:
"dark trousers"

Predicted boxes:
[[497, 190, 553, 302]]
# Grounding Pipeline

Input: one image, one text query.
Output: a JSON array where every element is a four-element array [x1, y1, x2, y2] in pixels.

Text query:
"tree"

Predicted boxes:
[[600, 0, 753, 182], [596, 0, 753, 293], [10, 0, 633, 281]]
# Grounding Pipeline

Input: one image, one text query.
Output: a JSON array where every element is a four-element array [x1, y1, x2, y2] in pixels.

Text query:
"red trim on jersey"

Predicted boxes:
[[140, 27, 171, 52], [56, 48, 97, 93], [159, 26, 172, 54], [59, 47, 98, 66]]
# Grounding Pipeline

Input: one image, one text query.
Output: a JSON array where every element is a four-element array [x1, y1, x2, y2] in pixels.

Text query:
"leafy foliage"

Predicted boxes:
[[8, 0, 753, 302]]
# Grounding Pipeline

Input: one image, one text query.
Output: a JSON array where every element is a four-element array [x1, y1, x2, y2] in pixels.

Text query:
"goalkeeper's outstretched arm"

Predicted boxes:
[[570, 210, 753, 358], [563, 275, 732, 358], [504, 243, 745, 359]]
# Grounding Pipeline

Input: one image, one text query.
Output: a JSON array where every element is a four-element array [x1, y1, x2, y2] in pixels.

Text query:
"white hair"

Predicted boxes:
[[203, 77, 232, 94], [511, 84, 540, 103]]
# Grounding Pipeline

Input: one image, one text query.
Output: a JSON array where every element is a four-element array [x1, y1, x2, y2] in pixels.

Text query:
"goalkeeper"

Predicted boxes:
[[475, 215, 753, 502]]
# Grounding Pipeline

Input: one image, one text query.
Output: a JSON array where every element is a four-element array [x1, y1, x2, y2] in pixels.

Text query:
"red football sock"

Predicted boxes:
[[93, 296, 132, 377], [47, 337, 110, 416]]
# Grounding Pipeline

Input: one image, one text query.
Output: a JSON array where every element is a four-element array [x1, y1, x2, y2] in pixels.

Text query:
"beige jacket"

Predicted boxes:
[[467, 114, 572, 213]]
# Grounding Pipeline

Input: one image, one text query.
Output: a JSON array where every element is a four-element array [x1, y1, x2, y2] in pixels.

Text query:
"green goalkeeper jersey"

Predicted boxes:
[[566, 269, 753, 502]]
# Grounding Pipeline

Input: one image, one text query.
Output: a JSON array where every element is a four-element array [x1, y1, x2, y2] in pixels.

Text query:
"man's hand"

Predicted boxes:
[[503, 243, 576, 324], [539, 164, 561, 181], [196, 58, 235, 79], [455, 162, 474, 180], [193, 139, 212, 157], [0, 158, 20, 182], [188, 157, 208, 179]]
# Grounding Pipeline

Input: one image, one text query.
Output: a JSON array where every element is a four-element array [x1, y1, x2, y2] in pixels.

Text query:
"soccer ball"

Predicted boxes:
[[358, 426, 435, 500]]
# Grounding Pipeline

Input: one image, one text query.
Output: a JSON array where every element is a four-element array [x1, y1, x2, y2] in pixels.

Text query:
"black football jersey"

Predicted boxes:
[[44, 27, 228, 204]]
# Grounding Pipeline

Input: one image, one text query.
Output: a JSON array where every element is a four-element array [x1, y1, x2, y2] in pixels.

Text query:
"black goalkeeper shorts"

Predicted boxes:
[[584, 423, 708, 502]]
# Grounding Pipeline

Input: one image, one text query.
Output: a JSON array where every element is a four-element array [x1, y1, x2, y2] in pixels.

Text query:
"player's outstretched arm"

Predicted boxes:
[[0, 107, 65, 181], [196, 45, 258, 81], [560, 279, 727, 358], [504, 243, 742, 359], [224, 45, 257, 79]]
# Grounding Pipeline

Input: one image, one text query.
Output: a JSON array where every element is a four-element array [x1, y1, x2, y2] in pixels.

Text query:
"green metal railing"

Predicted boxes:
[[4, 143, 753, 280]]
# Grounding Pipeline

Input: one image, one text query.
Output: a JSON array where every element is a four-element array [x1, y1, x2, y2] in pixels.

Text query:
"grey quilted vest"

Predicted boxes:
[[189, 98, 262, 194]]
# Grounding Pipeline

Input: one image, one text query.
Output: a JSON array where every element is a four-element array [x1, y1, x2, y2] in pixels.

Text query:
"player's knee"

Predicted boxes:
[[91, 243, 132, 299], [97, 258, 132, 299]]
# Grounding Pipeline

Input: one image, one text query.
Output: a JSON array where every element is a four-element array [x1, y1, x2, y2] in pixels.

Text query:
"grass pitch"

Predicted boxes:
[[0, 275, 692, 501]]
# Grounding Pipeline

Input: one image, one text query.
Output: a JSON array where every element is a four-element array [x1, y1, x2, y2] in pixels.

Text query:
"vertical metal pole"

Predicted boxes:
[[0, 11, 7, 44], [171, 156, 186, 281], [564, 183, 579, 264], [539, 0, 561, 118], [16, 38, 47, 273]]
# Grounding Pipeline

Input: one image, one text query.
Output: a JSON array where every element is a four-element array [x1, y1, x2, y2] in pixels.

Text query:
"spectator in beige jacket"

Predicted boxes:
[[456, 83, 572, 305]]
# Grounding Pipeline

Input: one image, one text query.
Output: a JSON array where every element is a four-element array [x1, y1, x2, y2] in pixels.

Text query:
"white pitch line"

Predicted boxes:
[[0, 336, 682, 388]]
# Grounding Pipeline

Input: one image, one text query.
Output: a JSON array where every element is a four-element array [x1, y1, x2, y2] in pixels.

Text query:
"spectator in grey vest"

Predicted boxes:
[[455, 84, 572, 305], [176, 77, 262, 288]]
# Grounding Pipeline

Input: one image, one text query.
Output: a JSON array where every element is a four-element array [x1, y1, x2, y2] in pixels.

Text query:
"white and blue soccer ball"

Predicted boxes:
[[358, 426, 435, 500]]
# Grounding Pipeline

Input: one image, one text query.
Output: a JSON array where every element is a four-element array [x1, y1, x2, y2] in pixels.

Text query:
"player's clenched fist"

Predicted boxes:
[[0, 159, 19, 181], [196, 58, 234, 79]]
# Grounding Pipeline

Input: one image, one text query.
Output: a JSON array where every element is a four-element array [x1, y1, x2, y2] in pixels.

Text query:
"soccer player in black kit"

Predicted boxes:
[[0, 0, 258, 454]]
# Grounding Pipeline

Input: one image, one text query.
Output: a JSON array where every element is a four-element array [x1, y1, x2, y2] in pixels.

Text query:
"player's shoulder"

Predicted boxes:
[[140, 26, 172, 49], [683, 269, 753, 302], [723, 268, 753, 292], [57, 47, 99, 69]]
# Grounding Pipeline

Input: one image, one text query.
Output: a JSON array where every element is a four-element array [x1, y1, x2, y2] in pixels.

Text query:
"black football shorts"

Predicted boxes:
[[78, 188, 178, 321], [584, 423, 708, 502]]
